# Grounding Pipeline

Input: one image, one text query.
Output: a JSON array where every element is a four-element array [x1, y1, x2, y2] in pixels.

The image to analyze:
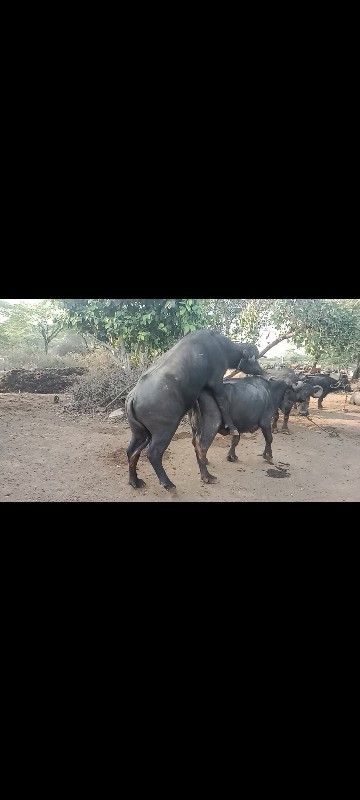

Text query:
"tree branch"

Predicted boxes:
[[259, 330, 296, 358], [85, 332, 124, 364], [48, 324, 64, 342]]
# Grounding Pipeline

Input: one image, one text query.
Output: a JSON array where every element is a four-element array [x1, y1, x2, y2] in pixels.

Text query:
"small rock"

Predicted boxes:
[[109, 408, 124, 420]]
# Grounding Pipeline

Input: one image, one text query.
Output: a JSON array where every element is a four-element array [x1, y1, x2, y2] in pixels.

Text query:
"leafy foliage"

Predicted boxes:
[[2, 298, 359, 374], [268, 298, 360, 364], [0, 300, 65, 353], [60, 299, 207, 355]]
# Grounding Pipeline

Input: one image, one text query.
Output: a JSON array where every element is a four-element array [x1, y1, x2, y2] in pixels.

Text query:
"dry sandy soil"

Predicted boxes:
[[0, 391, 359, 502]]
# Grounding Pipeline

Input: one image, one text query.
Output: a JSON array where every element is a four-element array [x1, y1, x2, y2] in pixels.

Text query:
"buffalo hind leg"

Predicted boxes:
[[147, 431, 178, 490], [191, 435, 210, 466], [127, 433, 150, 488], [227, 434, 240, 462], [207, 381, 239, 436], [261, 423, 273, 463], [272, 410, 279, 434], [318, 398, 324, 409], [281, 410, 291, 434], [192, 436, 217, 483]]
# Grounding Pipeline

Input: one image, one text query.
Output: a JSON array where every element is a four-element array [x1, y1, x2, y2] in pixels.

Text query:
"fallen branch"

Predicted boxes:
[[103, 382, 135, 411]]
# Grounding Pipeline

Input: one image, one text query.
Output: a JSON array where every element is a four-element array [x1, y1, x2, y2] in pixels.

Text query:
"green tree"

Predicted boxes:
[[0, 300, 66, 353], [60, 299, 207, 358], [322, 299, 360, 375], [30, 300, 66, 353], [201, 299, 269, 343], [202, 299, 248, 336], [281, 347, 309, 364], [258, 299, 360, 368]]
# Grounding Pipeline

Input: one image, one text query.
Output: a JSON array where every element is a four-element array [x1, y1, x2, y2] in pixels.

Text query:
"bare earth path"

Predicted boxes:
[[1, 392, 359, 502]]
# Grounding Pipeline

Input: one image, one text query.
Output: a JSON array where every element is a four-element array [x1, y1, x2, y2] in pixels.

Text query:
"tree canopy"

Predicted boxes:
[[2, 298, 359, 371], [60, 299, 207, 356], [0, 300, 66, 352]]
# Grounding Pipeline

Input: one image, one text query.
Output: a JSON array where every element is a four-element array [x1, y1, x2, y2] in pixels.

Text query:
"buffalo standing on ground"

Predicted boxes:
[[126, 330, 262, 490]]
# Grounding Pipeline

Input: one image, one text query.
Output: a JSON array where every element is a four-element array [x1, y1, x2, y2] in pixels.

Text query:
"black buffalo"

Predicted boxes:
[[297, 374, 348, 415], [263, 368, 315, 432], [264, 367, 300, 382], [188, 376, 324, 483], [270, 378, 324, 433], [126, 330, 262, 489]]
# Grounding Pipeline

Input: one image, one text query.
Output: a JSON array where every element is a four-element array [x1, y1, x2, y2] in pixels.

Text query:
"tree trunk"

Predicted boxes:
[[85, 333, 124, 365], [44, 340, 49, 354], [259, 331, 295, 358], [80, 333, 90, 352], [353, 353, 360, 381], [310, 359, 318, 374], [118, 335, 126, 359]]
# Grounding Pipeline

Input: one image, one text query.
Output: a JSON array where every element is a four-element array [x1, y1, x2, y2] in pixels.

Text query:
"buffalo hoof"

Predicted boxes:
[[281, 429, 291, 435], [227, 454, 238, 462], [163, 481, 176, 490], [130, 478, 146, 489], [203, 473, 217, 484], [272, 428, 278, 434]]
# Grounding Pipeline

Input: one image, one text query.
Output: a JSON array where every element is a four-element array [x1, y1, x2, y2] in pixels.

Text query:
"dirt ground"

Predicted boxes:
[[0, 391, 359, 502]]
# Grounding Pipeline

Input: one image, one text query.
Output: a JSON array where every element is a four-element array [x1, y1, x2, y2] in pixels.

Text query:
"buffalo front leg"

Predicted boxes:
[[227, 433, 240, 462], [318, 397, 324, 409], [127, 433, 150, 488]]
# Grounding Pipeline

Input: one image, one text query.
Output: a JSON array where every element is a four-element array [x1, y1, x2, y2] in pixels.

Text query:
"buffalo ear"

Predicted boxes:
[[312, 385, 324, 398]]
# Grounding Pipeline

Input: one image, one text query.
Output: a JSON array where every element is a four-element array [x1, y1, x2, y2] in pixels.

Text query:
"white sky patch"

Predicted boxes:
[[258, 326, 306, 357], [1, 299, 41, 304]]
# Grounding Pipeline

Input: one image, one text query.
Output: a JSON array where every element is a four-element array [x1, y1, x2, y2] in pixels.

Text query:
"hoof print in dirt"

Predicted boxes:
[[267, 468, 290, 479]]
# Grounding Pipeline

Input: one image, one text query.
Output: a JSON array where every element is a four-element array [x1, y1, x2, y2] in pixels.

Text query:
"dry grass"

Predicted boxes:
[[67, 360, 150, 414]]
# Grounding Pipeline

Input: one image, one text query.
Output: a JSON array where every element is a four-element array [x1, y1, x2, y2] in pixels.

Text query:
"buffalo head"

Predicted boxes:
[[237, 344, 262, 376], [298, 384, 324, 416]]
